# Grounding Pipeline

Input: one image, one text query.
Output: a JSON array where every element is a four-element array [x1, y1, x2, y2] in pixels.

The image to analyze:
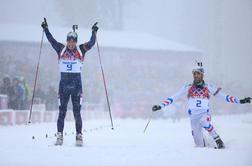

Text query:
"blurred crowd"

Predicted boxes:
[[0, 75, 58, 110]]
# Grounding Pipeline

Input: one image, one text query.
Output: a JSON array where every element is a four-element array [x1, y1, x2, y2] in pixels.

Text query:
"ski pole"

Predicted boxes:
[[94, 22, 114, 130], [143, 112, 153, 133], [28, 18, 46, 124]]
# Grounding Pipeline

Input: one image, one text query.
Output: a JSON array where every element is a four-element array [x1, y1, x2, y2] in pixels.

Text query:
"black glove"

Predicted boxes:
[[240, 97, 251, 104], [41, 18, 48, 30], [152, 105, 161, 112], [92, 22, 99, 33]]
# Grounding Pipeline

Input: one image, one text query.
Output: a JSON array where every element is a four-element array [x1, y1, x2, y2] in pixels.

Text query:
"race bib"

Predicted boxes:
[[188, 98, 209, 110], [59, 60, 83, 73]]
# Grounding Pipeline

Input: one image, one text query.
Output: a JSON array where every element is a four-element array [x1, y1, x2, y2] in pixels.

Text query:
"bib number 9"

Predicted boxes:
[[196, 100, 202, 107], [67, 64, 72, 71]]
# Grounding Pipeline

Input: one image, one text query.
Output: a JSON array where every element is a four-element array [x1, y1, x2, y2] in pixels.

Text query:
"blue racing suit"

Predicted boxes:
[[44, 28, 96, 134]]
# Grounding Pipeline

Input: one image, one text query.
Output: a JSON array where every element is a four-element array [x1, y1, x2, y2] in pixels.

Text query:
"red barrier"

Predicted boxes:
[[15, 112, 28, 125], [0, 111, 13, 125], [0, 110, 110, 126], [65, 111, 74, 121], [43, 111, 54, 122], [31, 111, 42, 123]]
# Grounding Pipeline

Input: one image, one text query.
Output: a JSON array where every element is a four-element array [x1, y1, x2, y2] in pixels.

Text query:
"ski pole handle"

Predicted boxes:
[[72, 25, 78, 32], [92, 22, 99, 33]]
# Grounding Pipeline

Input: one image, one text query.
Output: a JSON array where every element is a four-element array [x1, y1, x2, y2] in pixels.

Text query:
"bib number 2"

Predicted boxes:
[[196, 100, 202, 107]]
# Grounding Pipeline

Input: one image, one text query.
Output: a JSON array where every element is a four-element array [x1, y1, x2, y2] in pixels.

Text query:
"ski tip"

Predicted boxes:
[[94, 22, 98, 26]]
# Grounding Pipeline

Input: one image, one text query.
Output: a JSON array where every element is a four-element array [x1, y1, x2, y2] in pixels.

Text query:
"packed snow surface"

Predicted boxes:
[[0, 113, 252, 166]]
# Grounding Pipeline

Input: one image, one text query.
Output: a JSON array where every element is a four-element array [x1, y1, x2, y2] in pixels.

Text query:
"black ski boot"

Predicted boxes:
[[55, 132, 63, 146], [214, 136, 225, 149], [76, 133, 83, 147]]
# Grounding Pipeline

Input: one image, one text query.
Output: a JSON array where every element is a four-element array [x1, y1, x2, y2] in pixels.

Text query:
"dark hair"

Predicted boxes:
[[67, 32, 78, 42]]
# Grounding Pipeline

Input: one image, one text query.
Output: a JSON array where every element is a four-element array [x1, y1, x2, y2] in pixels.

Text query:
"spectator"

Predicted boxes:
[[12, 77, 26, 110], [21, 77, 31, 109], [0, 75, 15, 109], [0, 75, 10, 94]]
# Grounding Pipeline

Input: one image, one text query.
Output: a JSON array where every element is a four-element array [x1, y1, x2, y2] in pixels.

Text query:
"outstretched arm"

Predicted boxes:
[[160, 85, 187, 108], [153, 85, 188, 111], [215, 92, 240, 104], [41, 18, 64, 56], [208, 84, 251, 104], [215, 92, 251, 104]]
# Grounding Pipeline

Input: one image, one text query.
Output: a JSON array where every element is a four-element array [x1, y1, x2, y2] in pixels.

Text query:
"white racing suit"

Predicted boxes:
[[161, 83, 240, 147]]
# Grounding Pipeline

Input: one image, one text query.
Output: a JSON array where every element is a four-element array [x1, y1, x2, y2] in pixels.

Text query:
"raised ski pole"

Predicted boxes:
[[28, 18, 46, 124], [144, 112, 153, 133], [94, 22, 114, 130]]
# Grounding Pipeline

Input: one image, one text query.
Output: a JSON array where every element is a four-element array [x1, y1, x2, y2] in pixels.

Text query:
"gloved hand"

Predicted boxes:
[[152, 105, 161, 112], [240, 97, 251, 104], [92, 22, 99, 33], [41, 18, 48, 30]]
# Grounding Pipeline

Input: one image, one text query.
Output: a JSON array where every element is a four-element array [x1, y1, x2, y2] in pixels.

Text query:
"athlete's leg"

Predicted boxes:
[[190, 117, 205, 147], [71, 90, 82, 134], [199, 114, 219, 139], [57, 82, 71, 133], [200, 113, 225, 148]]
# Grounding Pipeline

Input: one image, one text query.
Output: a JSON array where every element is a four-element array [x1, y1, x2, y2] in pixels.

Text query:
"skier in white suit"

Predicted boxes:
[[152, 62, 251, 149]]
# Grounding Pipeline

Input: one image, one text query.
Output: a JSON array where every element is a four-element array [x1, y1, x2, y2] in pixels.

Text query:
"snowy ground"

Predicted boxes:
[[0, 113, 252, 166]]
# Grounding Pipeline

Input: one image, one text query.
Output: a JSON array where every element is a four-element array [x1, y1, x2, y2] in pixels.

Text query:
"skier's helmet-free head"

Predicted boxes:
[[192, 62, 204, 75], [192, 62, 204, 85], [66, 32, 78, 50], [67, 32, 78, 42], [192, 67, 204, 75], [12, 76, 21, 85], [3, 75, 10, 85]]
